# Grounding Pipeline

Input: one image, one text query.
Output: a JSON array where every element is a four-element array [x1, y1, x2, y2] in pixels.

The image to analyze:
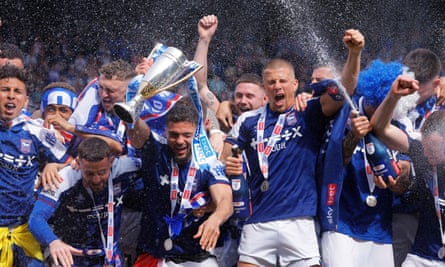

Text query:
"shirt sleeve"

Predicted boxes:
[[28, 197, 59, 246], [68, 80, 101, 126]]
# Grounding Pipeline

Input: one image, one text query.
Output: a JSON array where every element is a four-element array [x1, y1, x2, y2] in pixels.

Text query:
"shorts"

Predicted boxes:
[[402, 253, 445, 267], [321, 231, 394, 267], [134, 253, 218, 267], [238, 217, 320, 267]]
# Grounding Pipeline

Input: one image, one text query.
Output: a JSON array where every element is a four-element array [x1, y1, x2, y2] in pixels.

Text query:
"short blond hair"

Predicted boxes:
[[262, 59, 295, 79]]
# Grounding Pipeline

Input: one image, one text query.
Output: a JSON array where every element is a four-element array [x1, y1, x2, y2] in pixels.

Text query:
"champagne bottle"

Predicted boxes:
[[230, 145, 251, 220], [364, 132, 400, 183]]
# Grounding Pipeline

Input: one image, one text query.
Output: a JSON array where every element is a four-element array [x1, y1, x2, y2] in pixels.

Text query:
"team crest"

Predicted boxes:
[[231, 178, 241, 191], [20, 139, 32, 153], [152, 99, 164, 112], [286, 113, 297, 126], [45, 131, 57, 146], [366, 143, 375, 155], [113, 182, 122, 195]]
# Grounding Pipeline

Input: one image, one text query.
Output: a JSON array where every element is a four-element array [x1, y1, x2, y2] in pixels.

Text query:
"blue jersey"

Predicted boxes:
[[337, 138, 393, 243], [405, 175, 445, 262], [393, 96, 437, 140], [401, 140, 445, 262], [69, 78, 101, 127], [69, 78, 184, 156], [33, 118, 79, 157], [0, 115, 67, 226], [69, 79, 129, 154], [317, 103, 393, 243], [226, 100, 329, 224], [28, 157, 141, 267], [392, 96, 441, 214], [137, 135, 230, 259]]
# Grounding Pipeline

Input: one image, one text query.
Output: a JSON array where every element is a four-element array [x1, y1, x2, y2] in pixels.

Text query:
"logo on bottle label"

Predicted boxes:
[[366, 142, 375, 155], [233, 201, 245, 207], [372, 163, 387, 175], [231, 179, 241, 191]]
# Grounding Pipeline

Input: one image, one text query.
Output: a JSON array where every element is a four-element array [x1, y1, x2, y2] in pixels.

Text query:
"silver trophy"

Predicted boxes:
[[113, 46, 202, 124]]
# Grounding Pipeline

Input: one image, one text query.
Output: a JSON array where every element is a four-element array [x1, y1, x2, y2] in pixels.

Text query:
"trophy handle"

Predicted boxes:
[[146, 43, 164, 60], [158, 64, 203, 92]]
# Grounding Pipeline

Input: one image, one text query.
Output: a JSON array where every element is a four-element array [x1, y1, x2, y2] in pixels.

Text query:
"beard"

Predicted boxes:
[[174, 149, 192, 165]]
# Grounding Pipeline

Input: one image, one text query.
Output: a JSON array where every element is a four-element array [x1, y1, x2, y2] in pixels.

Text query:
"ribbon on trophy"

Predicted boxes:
[[126, 43, 227, 183], [186, 77, 229, 183], [125, 74, 182, 144], [125, 43, 183, 143], [72, 43, 183, 154]]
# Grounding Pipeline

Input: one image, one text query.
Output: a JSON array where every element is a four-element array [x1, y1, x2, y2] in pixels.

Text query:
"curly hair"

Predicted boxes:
[[0, 64, 29, 92], [99, 59, 136, 81], [355, 59, 404, 108]]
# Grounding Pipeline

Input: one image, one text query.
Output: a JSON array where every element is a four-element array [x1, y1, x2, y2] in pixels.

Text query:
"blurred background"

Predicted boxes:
[[1, 0, 444, 109]]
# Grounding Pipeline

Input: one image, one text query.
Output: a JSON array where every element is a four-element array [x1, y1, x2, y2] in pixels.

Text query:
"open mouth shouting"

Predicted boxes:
[[272, 92, 286, 110], [2, 102, 19, 119], [101, 98, 114, 112], [5, 102, 16, 114]]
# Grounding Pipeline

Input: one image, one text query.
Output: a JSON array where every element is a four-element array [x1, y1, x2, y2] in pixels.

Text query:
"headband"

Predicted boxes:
[[40, 87, 78, 113]]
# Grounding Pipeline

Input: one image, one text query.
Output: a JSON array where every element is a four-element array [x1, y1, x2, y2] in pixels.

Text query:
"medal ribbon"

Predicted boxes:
[[358, 97, 376, 196], [86, 176, 114, 265], [361, 145, 376, 196], [256, 108, 287, 180], [164, 159, 198, 239], [105, 174, 114, 264], [432, 166, 445, 248]]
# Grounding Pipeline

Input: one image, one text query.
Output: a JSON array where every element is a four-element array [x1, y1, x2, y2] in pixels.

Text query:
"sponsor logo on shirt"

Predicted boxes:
[[0, 151, 35, 170], [327, 183, 337, 206], [250, 125, 303, 152]]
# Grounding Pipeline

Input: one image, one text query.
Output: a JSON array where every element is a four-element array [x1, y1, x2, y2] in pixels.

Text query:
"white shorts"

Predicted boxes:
[[238, 217, 320, 267], [402, 253, 445, 267], [321, 231, 394, 267], [159, 257, 218, 267]]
